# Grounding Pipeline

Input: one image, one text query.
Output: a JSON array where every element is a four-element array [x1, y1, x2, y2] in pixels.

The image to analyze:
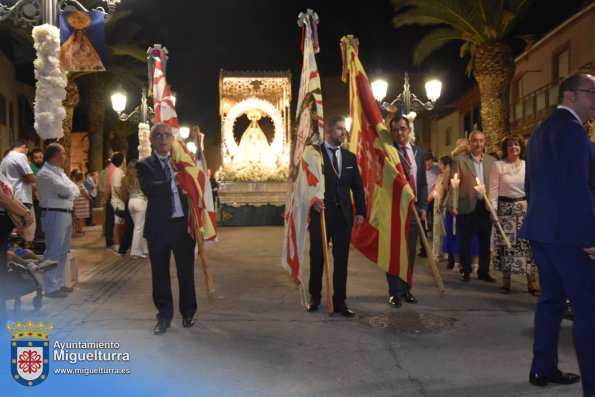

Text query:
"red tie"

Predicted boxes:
[[401, 145, 416, 196]]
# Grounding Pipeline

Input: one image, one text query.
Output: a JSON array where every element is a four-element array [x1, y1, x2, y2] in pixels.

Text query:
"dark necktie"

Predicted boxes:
[[401, 145, 416, 196], [160, 157, 176, 215], [329, 147, 339, 177], [161, 157, 172, 180]]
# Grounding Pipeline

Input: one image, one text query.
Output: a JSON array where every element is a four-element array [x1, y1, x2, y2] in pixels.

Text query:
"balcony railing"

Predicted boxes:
[[510, 81, 559, 135]]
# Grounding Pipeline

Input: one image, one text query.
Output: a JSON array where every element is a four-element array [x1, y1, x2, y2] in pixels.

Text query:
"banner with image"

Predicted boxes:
[[59, 10, 106, 72]]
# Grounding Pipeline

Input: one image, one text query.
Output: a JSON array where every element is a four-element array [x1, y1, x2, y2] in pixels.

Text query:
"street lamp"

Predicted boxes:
[[186, 142, 197, 154], [179, 126, 190, 139], [0, 0, 121, 27], [372, 72, 442, 117], [111, 88, 153, 124]]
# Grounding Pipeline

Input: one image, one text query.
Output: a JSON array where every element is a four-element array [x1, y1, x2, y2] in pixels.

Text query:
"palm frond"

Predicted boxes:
[[106, 65, 145, 89], [109, 44, 147, 63], [412, 27, 463, 65], [393, 0, 484, 39]]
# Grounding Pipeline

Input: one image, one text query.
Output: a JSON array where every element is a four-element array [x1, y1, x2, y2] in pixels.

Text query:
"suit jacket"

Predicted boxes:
[[519, 108, 595, 247], [590, 141, 595, 209], [136, 154, 189, 240], [320, 146, 366, 226], [449, 152, 496, 214], [396, 144, 428, 212]]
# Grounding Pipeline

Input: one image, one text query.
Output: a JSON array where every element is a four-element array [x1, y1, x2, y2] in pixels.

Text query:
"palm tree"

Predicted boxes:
[[74, 8, 146, 173], [392, 0, 535, 147], [61, 80, 80, 171]]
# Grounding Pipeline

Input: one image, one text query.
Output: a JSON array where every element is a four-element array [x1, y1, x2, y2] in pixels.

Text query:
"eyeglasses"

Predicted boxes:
[[152, 132, 173, 140], [391, 127, 409, 133], [574, 88, 595, 96]]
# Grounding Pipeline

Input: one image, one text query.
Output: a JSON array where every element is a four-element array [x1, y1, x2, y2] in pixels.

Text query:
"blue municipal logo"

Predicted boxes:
[[7, 320, 53, 386]]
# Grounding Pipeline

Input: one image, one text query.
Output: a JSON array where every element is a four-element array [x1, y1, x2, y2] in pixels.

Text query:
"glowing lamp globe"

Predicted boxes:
[[425, 79, 442, 102], [111, 92, 127, 113]]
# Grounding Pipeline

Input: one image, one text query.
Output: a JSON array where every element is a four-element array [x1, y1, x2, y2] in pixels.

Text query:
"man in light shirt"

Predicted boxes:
[[36, 143, 80, 298], [1, 139, 36, 242]]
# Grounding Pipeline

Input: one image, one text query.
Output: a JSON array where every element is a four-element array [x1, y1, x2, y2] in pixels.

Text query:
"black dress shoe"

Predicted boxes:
[[388, 296, 401, 308], [478, 274, 497, 283], [333, 302, 355, 317], [529, 369, 580, 386], [60, 287, 74, 293], [182, 316, 195, 328], [307, 296, 321, 312], [460, 273, 470, 282], [153, 319, 171, 335], [404, 291, 418, 304]]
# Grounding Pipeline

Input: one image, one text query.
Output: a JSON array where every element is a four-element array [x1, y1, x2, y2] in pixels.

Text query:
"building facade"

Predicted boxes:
[[0, 49, 35, 155], [431, 3, 595, 158]]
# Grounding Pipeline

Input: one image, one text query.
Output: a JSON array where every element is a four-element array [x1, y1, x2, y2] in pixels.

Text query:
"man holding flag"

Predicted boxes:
[[137, 123, 197, 335], [385, 115, 428, 308], [341, 35, 433, 305], [306, 115, 366, 317]]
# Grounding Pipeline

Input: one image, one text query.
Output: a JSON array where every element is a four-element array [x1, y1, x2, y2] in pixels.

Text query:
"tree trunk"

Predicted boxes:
[[61, 79, 79, 172], [87, 83, 106, 174], [473, 41, 515, 149]]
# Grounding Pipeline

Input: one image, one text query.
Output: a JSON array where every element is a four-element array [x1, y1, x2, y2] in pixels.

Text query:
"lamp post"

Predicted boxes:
[[111, 88, 153, 124], [372, 72, 442, 119], [0, 0, 120, 26]]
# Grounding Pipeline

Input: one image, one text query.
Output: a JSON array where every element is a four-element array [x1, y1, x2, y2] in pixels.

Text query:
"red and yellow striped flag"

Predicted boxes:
[[341, 36, 415, 283], [171, 139, 217, 241]]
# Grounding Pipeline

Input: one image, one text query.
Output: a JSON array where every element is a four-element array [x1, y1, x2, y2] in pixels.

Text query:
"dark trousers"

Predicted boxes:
[[419, 201, 433, 255], [0, 216, 13, 324], [308, 207, 351, 304], [530, 241, 595, 395], [33, 198, 44, 240], [147, 218, 197, 322], [458, 201, 492, 277], [104, 199, 114, 248], [117, 202, 133, 255], [86, 196, 97, 226], [386, 212, 419, 297]]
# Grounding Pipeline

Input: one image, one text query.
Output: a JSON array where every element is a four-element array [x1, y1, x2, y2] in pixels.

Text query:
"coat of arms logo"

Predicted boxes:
[[7, 320, 53, 386]]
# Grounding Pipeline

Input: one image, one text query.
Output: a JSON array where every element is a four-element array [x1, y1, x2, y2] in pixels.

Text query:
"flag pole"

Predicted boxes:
[[413, 209, 445, 296], [189, 197, 215, 299], [319, 208, 334, 314]]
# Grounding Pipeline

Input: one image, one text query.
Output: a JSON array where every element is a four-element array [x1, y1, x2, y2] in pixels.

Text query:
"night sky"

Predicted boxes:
[[92, 0, 586, 166]]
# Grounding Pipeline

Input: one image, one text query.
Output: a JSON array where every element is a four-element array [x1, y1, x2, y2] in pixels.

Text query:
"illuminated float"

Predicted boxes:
[[218, 71, 291, 225]]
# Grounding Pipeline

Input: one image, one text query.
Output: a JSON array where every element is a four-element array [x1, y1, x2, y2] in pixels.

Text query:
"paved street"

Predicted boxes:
[[2, 225, 580, 396]]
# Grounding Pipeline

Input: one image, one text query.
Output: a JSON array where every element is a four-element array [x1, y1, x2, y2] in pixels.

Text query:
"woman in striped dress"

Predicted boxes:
[[72, 170, 91, 236]]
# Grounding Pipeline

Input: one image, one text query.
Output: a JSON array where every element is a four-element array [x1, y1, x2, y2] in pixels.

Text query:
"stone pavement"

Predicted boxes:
[[3, 225, 581, 396]]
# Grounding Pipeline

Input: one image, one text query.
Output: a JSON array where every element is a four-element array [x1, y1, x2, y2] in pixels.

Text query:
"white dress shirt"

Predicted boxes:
[[323, 142, 342, 178], [36, 163, 80, 210], [155, 153, 184, 218]]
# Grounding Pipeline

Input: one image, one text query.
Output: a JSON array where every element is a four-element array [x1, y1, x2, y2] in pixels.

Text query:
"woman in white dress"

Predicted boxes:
[[488, 134, 539, 295]]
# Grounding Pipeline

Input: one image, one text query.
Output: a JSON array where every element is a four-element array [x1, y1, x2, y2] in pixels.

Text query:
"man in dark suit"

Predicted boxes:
[[520, 73, 595, 395], [385, 115, 428, 308], [307, 115, 366, 317], [449, 130, 496, 282], [137, 122, 197, 335]]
